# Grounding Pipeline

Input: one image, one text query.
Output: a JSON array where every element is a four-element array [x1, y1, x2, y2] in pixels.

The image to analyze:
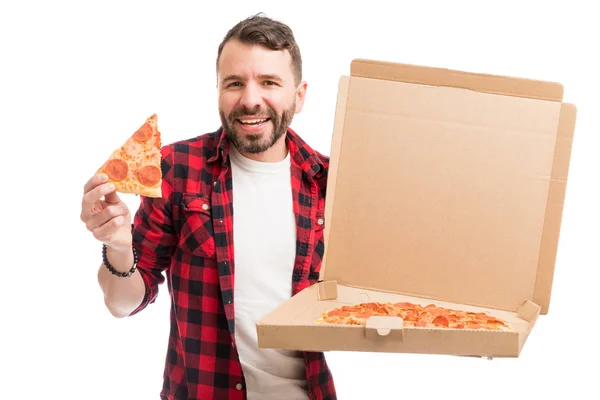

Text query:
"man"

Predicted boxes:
[[80, 14, 337, 400]]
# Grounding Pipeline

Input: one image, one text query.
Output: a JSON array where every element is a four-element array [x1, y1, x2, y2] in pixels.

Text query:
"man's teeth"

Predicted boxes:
[[239, 119, 268, 125]]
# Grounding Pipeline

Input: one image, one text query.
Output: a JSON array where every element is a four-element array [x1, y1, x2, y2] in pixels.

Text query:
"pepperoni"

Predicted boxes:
[[137, 165, 161, 186], [356, 312, 372, 319], [430, 308, 448, 315], [394, 302, 417, 309], [432, 316, 449, 327], [133, 123, 153, 142], [404, 311, 419, 320], [105, 159, 128, 181], [416, 319, 428, 327], [367, 304, 390, 314], [328, 310, 349, 317]]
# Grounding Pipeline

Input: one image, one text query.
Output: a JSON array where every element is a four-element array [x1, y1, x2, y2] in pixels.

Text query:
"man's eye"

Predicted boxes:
[[228, 82, 242, 87], [264, 81, 277, 86]]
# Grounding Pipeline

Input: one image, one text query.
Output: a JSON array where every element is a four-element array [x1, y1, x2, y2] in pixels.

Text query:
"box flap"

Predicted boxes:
[[320, 60, 576, 313], [533, 103, 577, 314], [517, 299, 542, 323], [365, 316, 405, 341], [350, 59, 564, 101]]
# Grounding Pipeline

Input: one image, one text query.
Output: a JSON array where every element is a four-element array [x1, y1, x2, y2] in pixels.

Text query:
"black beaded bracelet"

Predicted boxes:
[[102, 244, 138, 277]]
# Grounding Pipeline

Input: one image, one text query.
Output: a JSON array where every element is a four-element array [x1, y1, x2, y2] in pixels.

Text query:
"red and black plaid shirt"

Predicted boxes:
[[129, 127, 337, 400]]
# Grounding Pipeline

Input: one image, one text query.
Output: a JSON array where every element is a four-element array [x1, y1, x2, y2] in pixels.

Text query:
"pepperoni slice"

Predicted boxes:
[[394, 302, 417, 309], [430, 308, 448, 315], [133, 123, 153, 142], [328, 310, 350, 317], [137, 165, 161, 186], [105, 159, 128, 181], [432, 315, 449, 327], [403, 310, 419, 320]]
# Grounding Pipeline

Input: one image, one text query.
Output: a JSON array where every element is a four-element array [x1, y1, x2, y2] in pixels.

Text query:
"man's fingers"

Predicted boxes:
[[104, 190, 121, 205], [84, 173, 108, 194], [80, 182, 117, 223], [91, 215, 127, 243], [82, 182, 115, 211], [86, 205, 129, 231]]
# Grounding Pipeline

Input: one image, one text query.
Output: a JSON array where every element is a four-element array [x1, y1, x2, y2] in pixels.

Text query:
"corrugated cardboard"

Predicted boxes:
[[256, 59, 577, 357]]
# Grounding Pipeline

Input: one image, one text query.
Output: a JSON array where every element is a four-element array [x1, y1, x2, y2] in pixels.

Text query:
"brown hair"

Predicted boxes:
[[216, 13, 303, 85]]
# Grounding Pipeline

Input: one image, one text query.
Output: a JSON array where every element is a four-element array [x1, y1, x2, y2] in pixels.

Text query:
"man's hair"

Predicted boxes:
[[216, 13, 302, 86]]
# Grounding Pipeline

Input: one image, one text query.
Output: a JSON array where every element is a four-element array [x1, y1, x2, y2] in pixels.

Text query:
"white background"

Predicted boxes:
[[1, 1, 598, 399]]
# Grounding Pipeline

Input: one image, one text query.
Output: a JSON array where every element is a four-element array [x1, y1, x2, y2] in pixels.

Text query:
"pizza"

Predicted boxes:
[[316, 301, 512, 331], [97, 114, 163, 198]]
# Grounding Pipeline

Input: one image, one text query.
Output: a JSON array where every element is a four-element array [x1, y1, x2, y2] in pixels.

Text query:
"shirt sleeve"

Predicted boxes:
[[129, 145, 177, 316]]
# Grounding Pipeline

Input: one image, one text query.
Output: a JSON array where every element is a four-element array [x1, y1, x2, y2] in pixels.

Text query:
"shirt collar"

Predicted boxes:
[[209, 126, 325, 178]]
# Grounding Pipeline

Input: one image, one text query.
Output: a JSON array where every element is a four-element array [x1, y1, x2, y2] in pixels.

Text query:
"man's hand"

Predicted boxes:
[[81, 173, 132, 253]]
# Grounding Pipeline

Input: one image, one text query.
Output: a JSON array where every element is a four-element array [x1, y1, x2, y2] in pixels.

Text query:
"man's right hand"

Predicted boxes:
[[81, 173, 133, 253]]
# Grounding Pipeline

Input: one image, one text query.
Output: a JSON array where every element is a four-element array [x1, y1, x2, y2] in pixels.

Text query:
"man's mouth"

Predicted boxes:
[[237, 118, 271, 126]]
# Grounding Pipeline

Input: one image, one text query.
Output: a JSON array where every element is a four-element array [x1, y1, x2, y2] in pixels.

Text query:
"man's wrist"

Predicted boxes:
[[103, 244, 137, 275]]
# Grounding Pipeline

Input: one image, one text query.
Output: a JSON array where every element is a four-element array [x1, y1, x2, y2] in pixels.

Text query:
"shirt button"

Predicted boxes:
[[235, 383, 243, 390], [202, 204, 209, 210], [317, 218, 324, 225], [213, 181, 217, 186]]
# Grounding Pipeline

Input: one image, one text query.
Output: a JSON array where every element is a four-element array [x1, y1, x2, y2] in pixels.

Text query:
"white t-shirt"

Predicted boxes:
[[230, 144, 309, 400]]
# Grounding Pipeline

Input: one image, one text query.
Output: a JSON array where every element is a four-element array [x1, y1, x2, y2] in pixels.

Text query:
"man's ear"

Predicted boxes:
[[295, 81, 308, 113]]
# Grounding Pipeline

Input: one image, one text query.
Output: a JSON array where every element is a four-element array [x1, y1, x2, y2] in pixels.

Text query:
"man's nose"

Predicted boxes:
[[240, 83, 262, 110]]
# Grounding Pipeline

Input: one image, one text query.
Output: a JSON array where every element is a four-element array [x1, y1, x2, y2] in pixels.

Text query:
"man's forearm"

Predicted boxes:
[[98, 246, 146, 318]]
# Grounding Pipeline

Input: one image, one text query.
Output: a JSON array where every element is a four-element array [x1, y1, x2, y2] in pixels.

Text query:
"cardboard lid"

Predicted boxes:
[[320, 59, 577, 315]]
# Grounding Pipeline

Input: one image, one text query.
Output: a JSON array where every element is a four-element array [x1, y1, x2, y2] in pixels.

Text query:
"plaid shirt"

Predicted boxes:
[[129, 127, 337, 400]]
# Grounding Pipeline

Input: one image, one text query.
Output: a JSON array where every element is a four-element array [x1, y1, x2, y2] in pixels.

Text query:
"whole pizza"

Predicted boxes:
[[317, 301, 512, 331]]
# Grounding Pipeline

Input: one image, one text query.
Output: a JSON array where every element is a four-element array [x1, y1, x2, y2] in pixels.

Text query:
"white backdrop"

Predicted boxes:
[[1, 1, 598, 399]]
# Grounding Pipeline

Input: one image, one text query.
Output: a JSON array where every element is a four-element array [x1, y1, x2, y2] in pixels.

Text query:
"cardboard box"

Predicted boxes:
[[256, 59, 577, 357]]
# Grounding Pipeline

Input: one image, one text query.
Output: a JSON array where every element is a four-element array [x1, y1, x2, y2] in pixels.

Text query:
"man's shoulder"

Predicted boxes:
[[158, 128, 223, 190], [313, 149, 330, 168], [161, 128, 222, 158], [288, 128, 330, 171]]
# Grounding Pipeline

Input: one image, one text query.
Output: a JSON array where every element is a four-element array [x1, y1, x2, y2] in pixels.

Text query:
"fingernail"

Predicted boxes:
[[99, 173, 108, 181], [107, 183, 115, 190]]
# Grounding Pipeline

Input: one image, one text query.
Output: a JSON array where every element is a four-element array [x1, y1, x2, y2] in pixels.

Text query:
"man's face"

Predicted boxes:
[[217, 39, 306, 155]]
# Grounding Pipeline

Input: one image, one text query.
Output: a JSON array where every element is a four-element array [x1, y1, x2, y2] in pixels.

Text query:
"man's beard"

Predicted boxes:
[[220, 101, 296, 154]]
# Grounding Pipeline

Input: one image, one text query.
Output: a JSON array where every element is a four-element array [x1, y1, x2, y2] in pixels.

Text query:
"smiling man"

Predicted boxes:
[[80, 13, 337, 400]]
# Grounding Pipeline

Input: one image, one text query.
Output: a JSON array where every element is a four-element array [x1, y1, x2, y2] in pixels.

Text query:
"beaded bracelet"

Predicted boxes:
[[102, 243, 138, 277]]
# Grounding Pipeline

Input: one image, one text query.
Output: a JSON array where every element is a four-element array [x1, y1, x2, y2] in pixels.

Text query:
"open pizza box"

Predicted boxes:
[[256, 59, 577, 358]]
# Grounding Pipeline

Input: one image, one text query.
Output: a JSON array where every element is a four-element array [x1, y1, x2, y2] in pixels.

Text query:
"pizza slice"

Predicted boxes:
[[97, 114, 163, 198]]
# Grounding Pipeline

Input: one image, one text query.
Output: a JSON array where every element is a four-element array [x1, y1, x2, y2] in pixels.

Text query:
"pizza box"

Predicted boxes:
[[256, 59, 577, 358]]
